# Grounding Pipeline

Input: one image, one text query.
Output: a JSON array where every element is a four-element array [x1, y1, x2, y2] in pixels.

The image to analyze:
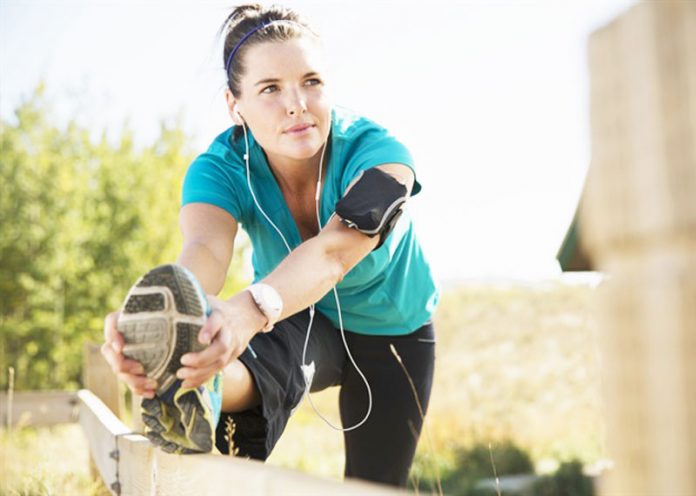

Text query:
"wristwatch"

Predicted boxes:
[[246, 283, 283, 332]]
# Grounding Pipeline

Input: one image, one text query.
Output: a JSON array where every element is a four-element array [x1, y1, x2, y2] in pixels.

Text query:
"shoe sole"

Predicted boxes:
[[117, 264, 208, 395], [141, 392, 214, 453]]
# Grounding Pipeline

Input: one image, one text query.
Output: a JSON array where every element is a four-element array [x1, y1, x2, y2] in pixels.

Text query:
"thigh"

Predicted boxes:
[[339, 323, 436, 487], [215, 308, 345, 459]]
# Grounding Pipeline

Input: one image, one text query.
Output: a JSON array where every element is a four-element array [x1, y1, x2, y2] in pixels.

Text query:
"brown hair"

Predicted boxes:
[[220, 4, 317, 96]]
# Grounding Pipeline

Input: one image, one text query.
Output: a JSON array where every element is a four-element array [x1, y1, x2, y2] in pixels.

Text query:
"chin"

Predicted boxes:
[[283, 141, 324, 161]]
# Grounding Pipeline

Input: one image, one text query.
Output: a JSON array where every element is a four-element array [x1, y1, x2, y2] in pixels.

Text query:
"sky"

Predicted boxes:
[[0, 0, 636, 284]]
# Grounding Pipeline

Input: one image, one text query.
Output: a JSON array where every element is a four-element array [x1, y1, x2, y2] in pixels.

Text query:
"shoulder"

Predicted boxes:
[[192, 127, 245, 171], [185, 128, 250, 187], [331, 107, 398, 148], [330, 108, 416, 190], [182, 127, 250, 221]]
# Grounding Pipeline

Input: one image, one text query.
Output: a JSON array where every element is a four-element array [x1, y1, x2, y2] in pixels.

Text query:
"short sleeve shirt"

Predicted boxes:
[[182, 107, 439, 335]]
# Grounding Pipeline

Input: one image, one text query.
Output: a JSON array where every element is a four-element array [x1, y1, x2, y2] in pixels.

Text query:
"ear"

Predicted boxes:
[[225, 89, 244, 125]]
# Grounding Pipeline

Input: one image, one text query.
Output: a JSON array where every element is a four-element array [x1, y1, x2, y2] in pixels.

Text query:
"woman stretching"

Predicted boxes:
[[102, 4, 439, 487]]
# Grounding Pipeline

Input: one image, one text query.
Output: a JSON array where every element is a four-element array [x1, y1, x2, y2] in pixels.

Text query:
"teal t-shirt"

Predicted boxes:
[[181, 107, 439, 335]]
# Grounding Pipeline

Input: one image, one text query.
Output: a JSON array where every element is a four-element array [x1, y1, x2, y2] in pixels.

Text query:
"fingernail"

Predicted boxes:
[[180, 354, 191, 366], [176, 369, 186, 379], [147, 380, 158, 389], [199, 333, 210, 345]]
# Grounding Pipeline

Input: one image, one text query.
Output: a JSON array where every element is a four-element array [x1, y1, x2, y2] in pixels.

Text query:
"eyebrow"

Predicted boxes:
[[254, 72, 319, 86]]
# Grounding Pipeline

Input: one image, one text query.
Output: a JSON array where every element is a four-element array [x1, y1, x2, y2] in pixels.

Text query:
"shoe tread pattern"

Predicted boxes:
[[178, 390, 213, 452], [119, 264, 206, 388], [138, 265, 203, 316], [124, 293, 165, 313]]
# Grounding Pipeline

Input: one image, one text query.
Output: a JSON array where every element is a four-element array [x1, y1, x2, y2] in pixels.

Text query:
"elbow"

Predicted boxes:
[[326, 249, 349, 286], [305, 237, 349, 287]]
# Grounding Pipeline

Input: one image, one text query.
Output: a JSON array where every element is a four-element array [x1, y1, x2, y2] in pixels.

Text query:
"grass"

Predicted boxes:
[[0, 424, 108, 496], [2, 278, 605, 493]]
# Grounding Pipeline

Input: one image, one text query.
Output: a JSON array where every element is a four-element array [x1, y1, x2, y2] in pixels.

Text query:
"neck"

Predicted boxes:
[[266, 145, 326, 193]]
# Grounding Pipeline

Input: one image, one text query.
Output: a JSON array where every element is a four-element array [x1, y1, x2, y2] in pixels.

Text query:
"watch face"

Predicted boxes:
[[261, 285, 283, 313]]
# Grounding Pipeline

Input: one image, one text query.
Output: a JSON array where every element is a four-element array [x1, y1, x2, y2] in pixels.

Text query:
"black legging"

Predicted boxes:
[[340, 324, 436, 486], [216, 309, 436, 487]]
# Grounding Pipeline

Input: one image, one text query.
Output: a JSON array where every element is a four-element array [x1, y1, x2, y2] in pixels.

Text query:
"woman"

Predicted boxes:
[[102, 4, 439, 487]]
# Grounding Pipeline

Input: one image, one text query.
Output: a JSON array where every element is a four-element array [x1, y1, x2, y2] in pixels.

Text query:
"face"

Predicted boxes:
[[227, 37, 331, 165]]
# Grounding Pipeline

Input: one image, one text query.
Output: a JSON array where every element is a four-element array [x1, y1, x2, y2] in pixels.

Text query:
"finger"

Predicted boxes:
[[101, 343, 145, 375], [104, 311, 124, 353], [121, 358, 146, 375], [101, 342, 122, 370], [178, 365, 219, 389], [118, 373, 157, 398], [198, 310, 225, 345], [180, 331, 231, 369]]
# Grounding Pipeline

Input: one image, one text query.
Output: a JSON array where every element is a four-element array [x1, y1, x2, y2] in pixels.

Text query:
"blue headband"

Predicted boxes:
[[225, 20, 305, 77]]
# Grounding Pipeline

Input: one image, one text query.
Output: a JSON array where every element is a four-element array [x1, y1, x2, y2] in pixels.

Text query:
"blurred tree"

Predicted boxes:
[[0, 84, 248, 390]]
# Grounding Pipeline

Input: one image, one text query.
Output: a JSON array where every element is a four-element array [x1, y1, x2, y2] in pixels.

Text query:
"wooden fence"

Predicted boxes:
[[1, 344, 404, 495]]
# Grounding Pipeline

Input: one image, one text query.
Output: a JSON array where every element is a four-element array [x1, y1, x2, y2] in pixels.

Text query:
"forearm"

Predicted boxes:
[[177, 241, 229, 295], [260, 237, 345, 320]]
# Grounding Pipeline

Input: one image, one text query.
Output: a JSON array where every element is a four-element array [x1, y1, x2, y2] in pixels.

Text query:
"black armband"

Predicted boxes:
[[335, 167, 409, 249]]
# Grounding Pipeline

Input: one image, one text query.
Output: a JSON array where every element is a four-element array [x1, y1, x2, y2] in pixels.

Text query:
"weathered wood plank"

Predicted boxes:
[[0, 390, 78, 427], [78, 389, 130, 494], [78, 389, 405, 496]]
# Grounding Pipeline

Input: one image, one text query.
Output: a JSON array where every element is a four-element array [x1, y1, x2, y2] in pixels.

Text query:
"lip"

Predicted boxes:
[[284, 123, 314, 134]]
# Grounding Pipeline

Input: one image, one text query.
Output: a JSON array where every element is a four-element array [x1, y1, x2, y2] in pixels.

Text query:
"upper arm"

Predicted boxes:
[[375, 163, 415, 195], [316, 162, 415, 276]]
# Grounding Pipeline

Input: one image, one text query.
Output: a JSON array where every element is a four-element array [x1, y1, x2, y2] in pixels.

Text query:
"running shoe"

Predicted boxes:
[[117, 264, 222, 453], [141, 372, 222, 454]]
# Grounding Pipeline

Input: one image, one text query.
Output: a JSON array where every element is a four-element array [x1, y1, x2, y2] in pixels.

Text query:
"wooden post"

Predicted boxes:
[[83, 342, 123, 418], [581, 2, 696, 494], [131, 393, 143, 433], [83, 341, 124, 483]]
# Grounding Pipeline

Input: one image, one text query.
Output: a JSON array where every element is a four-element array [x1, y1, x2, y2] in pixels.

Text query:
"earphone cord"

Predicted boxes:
[[241, 121, 372, 431]]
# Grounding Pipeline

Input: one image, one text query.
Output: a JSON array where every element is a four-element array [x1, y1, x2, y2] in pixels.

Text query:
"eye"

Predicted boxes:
[[304, 78, 322, 87], [260, 84, 279, 94]]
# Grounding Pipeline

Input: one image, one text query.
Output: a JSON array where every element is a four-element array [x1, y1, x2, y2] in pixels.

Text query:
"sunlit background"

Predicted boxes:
[[1, 0, 636, 284]]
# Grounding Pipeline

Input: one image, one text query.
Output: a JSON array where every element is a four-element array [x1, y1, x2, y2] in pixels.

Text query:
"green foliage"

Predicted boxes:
[[0, 84, 247, 390], [416, 440, 534, 495], [414, 440, 596, 496], [446, 441, 534, 495], [532, 460, 595, 496]]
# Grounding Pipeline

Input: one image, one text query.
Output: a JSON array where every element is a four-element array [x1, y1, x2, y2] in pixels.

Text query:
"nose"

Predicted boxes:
[[286, 89, 307, 117]]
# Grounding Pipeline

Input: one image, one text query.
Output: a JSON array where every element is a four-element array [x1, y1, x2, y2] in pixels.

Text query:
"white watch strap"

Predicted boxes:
[[246, 283, 283, 333]]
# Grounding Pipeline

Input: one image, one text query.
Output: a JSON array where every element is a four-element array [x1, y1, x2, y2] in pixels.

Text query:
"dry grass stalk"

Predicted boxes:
[[390, 343, 443, 496], [488, 442, 501, 496], [7, 367, 15, 432], [224, 415, 239, 456]]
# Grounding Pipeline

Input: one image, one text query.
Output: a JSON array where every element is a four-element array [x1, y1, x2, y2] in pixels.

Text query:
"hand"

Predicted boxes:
[[176, 293, 264, 389], [101, 311, 157, 399]]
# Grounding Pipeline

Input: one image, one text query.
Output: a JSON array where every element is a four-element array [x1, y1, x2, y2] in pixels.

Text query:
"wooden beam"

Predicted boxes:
[[78, 389, 406, 496], [0, 390, 78, 427], [78, 389, 131, 494], [582, 1, 696, 494]]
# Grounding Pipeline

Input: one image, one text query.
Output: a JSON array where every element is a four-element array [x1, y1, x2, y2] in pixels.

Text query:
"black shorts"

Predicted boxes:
[[215, 309, 436, 487]]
